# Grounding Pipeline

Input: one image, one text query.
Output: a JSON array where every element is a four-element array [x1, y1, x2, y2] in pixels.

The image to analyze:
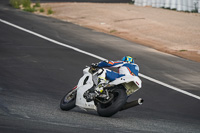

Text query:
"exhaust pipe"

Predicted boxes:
[[120, 98, 143, 111]]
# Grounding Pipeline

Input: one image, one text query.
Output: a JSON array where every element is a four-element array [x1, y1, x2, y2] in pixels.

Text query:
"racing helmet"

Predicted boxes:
[[122, 56, 134, 63]]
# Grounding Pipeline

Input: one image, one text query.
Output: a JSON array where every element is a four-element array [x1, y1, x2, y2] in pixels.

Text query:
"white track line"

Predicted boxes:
[[1, 18, 200, 100]]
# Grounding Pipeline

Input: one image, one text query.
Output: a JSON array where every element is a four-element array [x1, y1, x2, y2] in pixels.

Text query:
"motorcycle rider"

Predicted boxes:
[[91, 56, 139, 94]]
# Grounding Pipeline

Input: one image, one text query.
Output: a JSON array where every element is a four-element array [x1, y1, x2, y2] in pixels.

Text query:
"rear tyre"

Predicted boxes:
[[60, 89, 76, 111], [97, 88, 127, 117]]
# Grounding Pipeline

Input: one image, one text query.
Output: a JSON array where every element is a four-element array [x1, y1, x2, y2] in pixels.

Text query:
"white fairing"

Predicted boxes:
[[109, 75, 142, 96], [75, 67, 142, 110], [76, 68, 97, 110], [109, 75, 142, 89]]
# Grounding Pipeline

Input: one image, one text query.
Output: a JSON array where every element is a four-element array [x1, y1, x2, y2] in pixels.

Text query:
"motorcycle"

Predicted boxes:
[[60, 66, 143, 117]]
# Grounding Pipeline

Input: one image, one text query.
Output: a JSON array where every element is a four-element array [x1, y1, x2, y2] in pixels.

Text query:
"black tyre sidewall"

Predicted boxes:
[[97, 88, 127, 117], [60, 90, 76, 111]]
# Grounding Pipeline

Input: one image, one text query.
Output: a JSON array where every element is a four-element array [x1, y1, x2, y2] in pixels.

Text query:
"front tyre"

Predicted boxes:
[[60, 89, 77, 111], [97, 88, 127, 117]]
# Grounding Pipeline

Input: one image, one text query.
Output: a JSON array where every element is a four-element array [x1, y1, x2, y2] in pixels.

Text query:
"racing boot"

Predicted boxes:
[[95, 78, 107, 94]]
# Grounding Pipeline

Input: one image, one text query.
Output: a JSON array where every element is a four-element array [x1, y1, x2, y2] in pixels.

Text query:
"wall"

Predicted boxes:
[[134, 0, 200, 13]]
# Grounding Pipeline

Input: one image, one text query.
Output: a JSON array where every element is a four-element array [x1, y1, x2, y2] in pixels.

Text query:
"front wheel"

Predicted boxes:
[[60, 89, 77, 111], [96, 88, 127, 117]]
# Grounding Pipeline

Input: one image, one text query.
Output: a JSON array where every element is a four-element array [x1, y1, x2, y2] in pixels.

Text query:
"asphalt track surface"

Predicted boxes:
[[0, 1, 200, 133]]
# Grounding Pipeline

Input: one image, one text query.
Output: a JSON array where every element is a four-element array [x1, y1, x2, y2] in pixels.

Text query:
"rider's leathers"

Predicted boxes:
[[96, 60, 139, 82]]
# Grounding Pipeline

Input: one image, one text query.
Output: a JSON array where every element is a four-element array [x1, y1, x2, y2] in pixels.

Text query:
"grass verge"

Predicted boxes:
[[47, 8, 53, 15], [9, 0, 52, 14]]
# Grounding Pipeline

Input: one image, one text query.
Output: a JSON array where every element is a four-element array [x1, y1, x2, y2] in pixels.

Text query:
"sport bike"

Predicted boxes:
[[60, 66, 143, 117]]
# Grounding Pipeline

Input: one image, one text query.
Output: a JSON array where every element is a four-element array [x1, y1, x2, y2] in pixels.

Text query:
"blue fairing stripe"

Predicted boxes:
[[98, 60, 123, 67]]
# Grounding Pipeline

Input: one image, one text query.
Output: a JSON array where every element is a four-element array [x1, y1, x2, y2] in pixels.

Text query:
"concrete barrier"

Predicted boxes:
[[152, 0, 156, 7], [187, 0, 193, 12], [199, 0, 200, 13], [147, 0, 152, 6], [134, 0, 200, 13], [182, 0, 188, 11], [142, 0, 147, 6], [177, 0, 182, 11], [171, 0, 177, 9], [160, 0, 165, 7], [164, 0, 171, 8]]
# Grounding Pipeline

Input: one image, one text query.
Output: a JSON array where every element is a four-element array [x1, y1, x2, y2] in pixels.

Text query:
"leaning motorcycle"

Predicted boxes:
[[60, 66, 143, 117]]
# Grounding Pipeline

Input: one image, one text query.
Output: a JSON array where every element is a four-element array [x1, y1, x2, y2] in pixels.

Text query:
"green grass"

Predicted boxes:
[[9, 0, 21, 9], [23, 7, 36, 12], [21, 0, 31, 8], [191, 9, 198, 13], [33, 0, 40, 8], [179, 49, 187, 52], [129, 1, 134, 4], [9, 0, 43, 13], [109, 29, 117, 33], [9, 0, 31, 9], [39, 8, 44, 13], [9, 0, 53, 14], [47, 8, 53, 15]]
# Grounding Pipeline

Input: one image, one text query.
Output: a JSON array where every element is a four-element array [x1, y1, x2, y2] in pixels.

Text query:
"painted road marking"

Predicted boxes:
[[0, 18, 200, 100]]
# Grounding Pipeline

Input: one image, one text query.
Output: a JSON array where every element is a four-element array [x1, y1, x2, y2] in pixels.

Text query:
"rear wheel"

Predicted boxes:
[[60, 89, 77, 111], [96, 88, 127, 117]]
